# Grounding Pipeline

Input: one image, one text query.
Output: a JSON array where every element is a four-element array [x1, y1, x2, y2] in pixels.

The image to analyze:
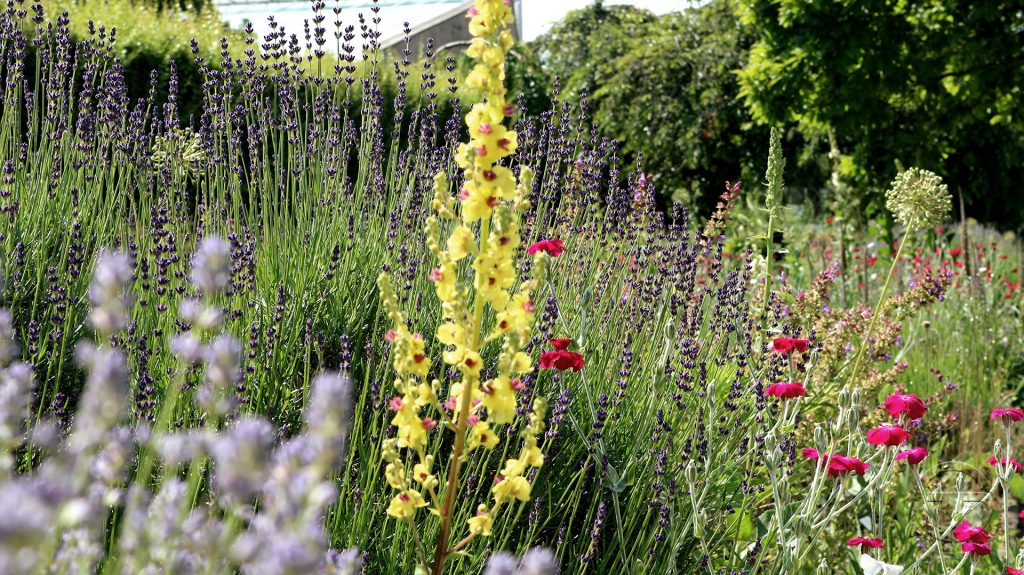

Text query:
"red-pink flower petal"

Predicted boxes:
[[895, 447, 929, 464], [953, 521, 991, 544], [766, 382, 806, 399], [988, 456, 1024, 473], [527, 239, 564, 257], [769, 337, 810, 354], [883, 393, 928, 420], [846, 537, 885, 549], [866, 425, 912, 446], [991, 408, 1024, 422]]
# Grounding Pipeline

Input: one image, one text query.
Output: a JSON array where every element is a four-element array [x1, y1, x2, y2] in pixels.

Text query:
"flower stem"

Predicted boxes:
[[431, 215, 490, 575], [848, 220, 913, 385]]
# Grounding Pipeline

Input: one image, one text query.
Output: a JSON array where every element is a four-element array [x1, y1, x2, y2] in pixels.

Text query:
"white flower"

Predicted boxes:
[[859, 553, 904, 575]]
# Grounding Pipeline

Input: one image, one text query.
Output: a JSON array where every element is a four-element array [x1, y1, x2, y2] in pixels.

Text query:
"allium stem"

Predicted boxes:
[[432, 215, 490, 575], [848, 220, 913, 386]]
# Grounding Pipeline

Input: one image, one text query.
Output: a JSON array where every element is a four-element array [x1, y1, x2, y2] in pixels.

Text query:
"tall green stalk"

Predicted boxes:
[[763, 127, 785, 318]]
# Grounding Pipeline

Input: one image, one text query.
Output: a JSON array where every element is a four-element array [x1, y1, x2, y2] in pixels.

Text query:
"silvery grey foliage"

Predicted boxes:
[[484, 548, 560, 575], [0, 252, 360, 575]]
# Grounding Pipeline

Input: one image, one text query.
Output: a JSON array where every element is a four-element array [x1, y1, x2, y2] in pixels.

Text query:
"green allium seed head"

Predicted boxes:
[[885, 167, 951, 230]]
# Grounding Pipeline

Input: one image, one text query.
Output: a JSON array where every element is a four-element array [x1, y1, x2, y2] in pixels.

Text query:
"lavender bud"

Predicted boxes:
[[323, 549, 362, 575], [0, 363, 34, 449], [191, 236, 231, 295], [519, 548, 560, 575], [0, 482, 57, 571], [199, 335, 241, 417], [303, 372, 352, 469], [70, 344, 128, 452], [169, 333, 204, 364], [156, 431, 208, 467], [89, 251, 133, 337], [0, 310, 18, 367], [484, 552, 519, 575], [209, 417, 275, 501]]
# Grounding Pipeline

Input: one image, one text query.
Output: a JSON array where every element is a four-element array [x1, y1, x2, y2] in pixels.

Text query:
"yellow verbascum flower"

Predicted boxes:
[[387, 489, 428, 519], [467, 505, 493, 535], [481, 376, 517, 424], [492, 475, 531, 504], [385, 462, 405, 490], [391, 396, 428, 450], [413, 455, 438, 490], [469, 420, 500, 450], [447, 225, 476, 260]]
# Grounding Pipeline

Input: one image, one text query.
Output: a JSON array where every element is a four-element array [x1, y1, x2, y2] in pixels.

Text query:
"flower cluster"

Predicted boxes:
[[376, 2, 556, 571], [885, 167, 952, 230]]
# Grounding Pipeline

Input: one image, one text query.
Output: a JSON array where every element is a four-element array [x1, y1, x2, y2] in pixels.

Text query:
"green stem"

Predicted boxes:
[[848, 220, 914, 385]]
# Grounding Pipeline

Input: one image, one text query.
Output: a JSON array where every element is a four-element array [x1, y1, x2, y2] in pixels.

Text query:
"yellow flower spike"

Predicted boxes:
[[467, 505, 493, 536], [378, 0, 548, 567], [387, 489, 428, 519]]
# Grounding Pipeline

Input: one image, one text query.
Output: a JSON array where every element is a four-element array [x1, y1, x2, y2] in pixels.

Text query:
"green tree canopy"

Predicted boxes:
[[530, 0, 771, 213], [736, 0, 1024, 227]]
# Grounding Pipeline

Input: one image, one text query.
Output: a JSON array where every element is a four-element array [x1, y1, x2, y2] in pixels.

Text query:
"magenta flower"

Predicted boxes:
[[803, 448, 869, 477], [765, 382, 806, 399], [988, 456, 1024, 473], [953, 521, 991, 544], [883, 393, 928, 420], [846, 536, 885, 549], [895, 447, 929, 464], [962, 541, 992, 556], [769, 337, 810, 354], [865, 425, 911, 446], [991, 408, 1024, 422], [526, 239, 564, 257]]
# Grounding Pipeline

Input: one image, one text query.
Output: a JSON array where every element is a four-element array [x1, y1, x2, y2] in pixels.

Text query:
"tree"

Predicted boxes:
[[736, 0, 1024, 228], [531, 1, 772, 214]]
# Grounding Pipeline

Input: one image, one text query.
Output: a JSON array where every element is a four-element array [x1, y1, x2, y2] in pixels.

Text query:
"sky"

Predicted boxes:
[[521, 0, 685, 40], [215, 1, 686, 45]]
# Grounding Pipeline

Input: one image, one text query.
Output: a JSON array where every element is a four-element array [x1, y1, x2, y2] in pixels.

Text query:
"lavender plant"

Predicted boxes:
[[0, 247, 362, 574]]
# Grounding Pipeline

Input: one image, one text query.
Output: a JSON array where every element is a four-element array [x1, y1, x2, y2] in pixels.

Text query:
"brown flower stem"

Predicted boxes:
[[448, 530, 480, 555], [431, 215, 490, 575]]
